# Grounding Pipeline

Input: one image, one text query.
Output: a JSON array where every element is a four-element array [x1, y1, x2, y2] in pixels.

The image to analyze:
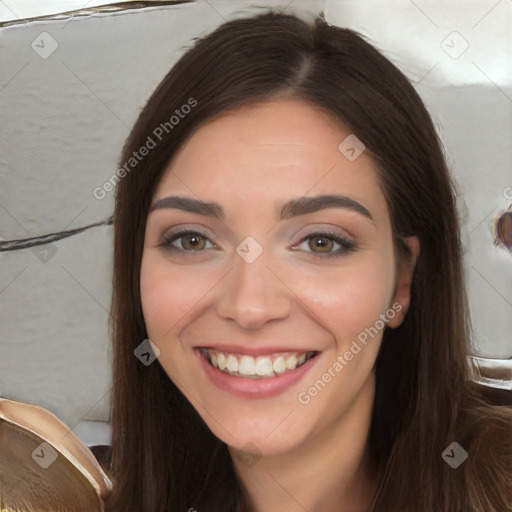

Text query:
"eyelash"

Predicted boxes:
[[158, 229, 358, 258]]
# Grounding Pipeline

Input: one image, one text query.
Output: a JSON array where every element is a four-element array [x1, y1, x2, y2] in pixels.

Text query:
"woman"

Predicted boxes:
[[105, 10, 511, 512]]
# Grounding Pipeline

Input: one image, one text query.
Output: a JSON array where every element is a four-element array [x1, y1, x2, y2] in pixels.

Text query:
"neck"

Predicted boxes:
[[230, 372, 381, 512]]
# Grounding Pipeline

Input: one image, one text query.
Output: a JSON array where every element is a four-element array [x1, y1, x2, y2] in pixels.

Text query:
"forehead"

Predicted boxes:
[[154, 97, 386, 220]]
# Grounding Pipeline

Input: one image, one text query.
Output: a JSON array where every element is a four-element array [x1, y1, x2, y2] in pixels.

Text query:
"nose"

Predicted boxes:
[[215, 247, 292, 330]]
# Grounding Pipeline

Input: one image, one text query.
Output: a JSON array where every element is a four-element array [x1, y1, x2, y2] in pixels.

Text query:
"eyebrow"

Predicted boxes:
[[149, 194, 374, 222]]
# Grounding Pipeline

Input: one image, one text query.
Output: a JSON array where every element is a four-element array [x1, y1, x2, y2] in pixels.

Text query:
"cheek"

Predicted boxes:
[[140, 252, 225, 340], [140, 255, 188, 340], [292, 249, 395, 345]]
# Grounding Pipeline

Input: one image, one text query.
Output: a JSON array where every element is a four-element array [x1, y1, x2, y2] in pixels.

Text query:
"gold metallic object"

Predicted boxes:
[[0, 398, 112, 511]]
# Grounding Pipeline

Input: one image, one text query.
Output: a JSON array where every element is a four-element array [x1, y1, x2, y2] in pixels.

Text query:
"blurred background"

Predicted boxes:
[[1, 0, 511, 447]]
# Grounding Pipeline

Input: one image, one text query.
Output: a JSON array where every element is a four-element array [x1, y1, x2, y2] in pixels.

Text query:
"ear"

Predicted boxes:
[[387, 236, 420, 328]]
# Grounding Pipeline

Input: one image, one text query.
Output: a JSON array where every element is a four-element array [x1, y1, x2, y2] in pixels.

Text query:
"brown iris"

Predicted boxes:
[[309, 235, 334, 253], [182, 234, 207, 251]]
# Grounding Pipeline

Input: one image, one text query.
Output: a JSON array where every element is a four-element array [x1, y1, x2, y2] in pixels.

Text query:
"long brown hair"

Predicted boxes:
[[105, 11, 511, 512]]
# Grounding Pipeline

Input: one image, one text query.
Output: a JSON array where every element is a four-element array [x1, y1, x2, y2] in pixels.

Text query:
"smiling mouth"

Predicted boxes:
[[199, 348, 319, 379]]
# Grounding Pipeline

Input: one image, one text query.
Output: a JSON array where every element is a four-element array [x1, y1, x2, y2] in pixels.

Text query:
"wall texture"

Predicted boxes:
[[0, 0, 510, 446]]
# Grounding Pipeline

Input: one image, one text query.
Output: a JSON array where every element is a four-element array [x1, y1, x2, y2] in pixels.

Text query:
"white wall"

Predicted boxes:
[[325, 1, 512, 356], [0, 0, 510, 445]]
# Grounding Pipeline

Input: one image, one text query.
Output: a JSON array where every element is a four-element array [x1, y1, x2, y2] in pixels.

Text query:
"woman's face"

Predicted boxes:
[[140, 97, 416, 458]]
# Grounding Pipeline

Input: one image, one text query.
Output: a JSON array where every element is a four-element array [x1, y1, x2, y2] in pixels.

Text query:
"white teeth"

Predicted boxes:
[[286, 355, 297, 370], [227, 354, 239, 372], [273, 356, 287, 374], [217, 352, 227, 371], [202, 349, 316, 378], [256, 357, 274, 376], [239, 355, 256, 375]]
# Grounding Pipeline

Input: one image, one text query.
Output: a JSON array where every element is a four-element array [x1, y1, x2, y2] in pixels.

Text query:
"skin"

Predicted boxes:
[[140, 96, 419, 512]]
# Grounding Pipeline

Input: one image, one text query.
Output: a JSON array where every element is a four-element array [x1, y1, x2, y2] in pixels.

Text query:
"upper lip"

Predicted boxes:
[[196, 344, 319, 357]]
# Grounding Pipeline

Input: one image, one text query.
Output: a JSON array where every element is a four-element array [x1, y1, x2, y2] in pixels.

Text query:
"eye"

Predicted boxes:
[[158, 229, 357, 258], [158, 230, 216, 254], [294, 231, 357, 257]]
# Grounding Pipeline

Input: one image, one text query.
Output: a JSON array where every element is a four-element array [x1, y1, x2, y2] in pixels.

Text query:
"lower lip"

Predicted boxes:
[[196, 349, 319, 399]]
